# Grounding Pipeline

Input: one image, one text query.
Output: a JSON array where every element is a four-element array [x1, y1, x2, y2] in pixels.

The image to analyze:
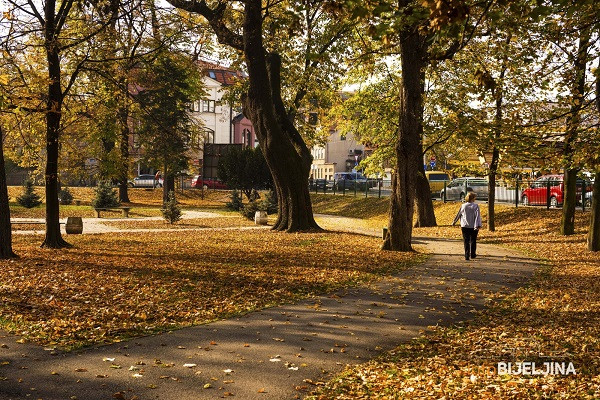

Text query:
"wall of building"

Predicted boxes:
[[310, 130, 364, 180]]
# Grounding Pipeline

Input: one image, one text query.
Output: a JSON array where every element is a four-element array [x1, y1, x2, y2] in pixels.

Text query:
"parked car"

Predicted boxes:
[[440, 177, 488, 201], [425, 170, 450, 193], [332, 172, 376, 191], [521, 174, 591, 207], [190, 176, 228, 190], [309, 178, 334, 191], [128, 174, 163, 188]]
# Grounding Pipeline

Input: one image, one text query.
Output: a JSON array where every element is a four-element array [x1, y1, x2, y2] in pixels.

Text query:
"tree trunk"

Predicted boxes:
[[41, 7, 70, 249], [0, 127, 16, 258], [163, 175, 175, 202], [118, 91, 131, 203], [561, 168, 578, 235], [589, 54, 600, 251], [561, 28, 589, 236], [588, 171, 600, 251], [242, 0, 319, 232], [414, 168, 436, 227], [382, 30, 427, 251], [488, 146, 500, 231]]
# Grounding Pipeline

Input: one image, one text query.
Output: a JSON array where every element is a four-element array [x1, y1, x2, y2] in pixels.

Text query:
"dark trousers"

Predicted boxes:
[[461, 227, 478, 259]]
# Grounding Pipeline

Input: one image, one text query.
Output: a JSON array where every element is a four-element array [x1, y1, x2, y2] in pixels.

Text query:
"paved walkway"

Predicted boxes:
[[1, 216, 539, 400], [11, 210, 265, 235]]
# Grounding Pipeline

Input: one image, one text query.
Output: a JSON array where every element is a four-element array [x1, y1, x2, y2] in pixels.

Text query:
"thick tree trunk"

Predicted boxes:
[[561, 29, 589, 236], [589, 56, 600, 251], [588, 171, 600, 251], [382, 30, 426, 251], [488, 148, 500, 232], [0, 128, 16, 258], [41, 16, 70, 249], [414, 168, 436, 227], [242, 0, 319, 232]]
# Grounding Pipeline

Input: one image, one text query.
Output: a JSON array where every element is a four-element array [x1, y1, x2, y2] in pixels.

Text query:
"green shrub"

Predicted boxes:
[[161, 191, 182, 224], [226, 189, 243, 211], [241, 201, 260, 220], [58, 187, 73, 205], [17, 178, 42, 208], [261, 189, 278, 215], [92, 181, 119, 208]]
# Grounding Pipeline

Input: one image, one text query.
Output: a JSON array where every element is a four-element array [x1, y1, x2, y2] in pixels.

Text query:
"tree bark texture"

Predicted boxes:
[[589, 54, 600, 251], [382, 30, 427, 251], [487, 146, 500, 231], [163, 173, 175, 202], [42, 0, 71, 248], [118, 99, 131, 203], [588, 171, 600, 251], [561, 28, 589, 236], [241, 0, 319, 232], [414, 168, 436, 227], [0, 128, 16, 258]]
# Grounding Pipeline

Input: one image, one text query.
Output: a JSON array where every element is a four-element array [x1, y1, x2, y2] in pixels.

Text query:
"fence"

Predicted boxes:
[[307, 177, 595, 210]]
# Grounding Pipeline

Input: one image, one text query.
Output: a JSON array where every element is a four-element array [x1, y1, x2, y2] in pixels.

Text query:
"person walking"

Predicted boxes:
[[452, 191, 482, 260]]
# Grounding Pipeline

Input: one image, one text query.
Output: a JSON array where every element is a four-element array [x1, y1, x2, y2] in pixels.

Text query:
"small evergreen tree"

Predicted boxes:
[[161, 190, 182, 224], [226, 189, 243, 211], [58, 187, 73, 205], [17, 178, 42, 208], [241, 200, 260, 220], [261, 189, 278, 215], [92, 181, 120, 208]]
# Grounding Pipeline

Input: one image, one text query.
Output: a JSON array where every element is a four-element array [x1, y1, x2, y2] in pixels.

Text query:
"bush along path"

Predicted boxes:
[[0, 229, 538, 399]]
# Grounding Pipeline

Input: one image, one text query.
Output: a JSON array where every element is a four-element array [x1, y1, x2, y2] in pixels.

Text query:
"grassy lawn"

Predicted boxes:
[[0, 230, 422, 350], [7, 186, 230, 212], [309, 198, 600, 399]]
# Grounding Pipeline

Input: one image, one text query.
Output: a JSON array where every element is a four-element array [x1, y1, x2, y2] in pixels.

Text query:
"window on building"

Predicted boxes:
[[209, 71, 216, 79], [202, 100, 216, 113]]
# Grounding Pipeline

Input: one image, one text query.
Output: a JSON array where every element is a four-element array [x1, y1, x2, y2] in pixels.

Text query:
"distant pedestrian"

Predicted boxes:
[[452, 192, 482, 260], [154, 171, 161, 188]]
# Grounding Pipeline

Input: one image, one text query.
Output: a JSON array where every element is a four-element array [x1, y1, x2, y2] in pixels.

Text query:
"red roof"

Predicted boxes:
[[197, 60, 244, 86]]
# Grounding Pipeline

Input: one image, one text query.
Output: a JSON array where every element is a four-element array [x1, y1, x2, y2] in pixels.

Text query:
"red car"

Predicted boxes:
[[521, 174, 591, 207], [190, 175, 228, 190]]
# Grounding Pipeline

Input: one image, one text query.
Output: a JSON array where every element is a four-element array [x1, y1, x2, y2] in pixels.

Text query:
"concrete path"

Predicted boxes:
[[11, 210, 265, 235], [1, 216, 539, 400]]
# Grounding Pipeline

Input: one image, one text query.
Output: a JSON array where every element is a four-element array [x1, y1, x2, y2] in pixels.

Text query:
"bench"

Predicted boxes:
[[94, 207, 132, 218]]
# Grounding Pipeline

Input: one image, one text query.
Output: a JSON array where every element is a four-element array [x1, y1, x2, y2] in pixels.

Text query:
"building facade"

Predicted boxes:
[[310, 129, 365, 180]]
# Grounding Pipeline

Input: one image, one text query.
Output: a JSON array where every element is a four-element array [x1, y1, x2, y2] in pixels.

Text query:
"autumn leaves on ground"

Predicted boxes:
[[4, 188, 418, 349], [3, 189, 600, 398], [312, 196, 600, 399]]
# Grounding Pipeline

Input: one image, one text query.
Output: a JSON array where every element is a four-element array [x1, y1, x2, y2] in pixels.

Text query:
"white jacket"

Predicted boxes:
[[453, 202, 482, 229]]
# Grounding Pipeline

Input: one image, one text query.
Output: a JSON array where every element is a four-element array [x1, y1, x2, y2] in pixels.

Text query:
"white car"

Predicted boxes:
[[128, 174, 163, 188]]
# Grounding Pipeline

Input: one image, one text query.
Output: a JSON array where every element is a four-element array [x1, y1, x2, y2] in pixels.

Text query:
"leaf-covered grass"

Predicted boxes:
[[311, 193, 389, 220], [309, 199, 600, 399], [0, 230, 423, 350], [7, 186, 230, 210]]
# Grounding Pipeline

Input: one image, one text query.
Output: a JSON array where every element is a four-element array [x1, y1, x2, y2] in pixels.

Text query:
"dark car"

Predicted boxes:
[[309, 178, 334, 191], [521, 174, 591, 207], [191, 175, 228, 190], [128, 174, 163, 188], [332, 172, 376, 191]]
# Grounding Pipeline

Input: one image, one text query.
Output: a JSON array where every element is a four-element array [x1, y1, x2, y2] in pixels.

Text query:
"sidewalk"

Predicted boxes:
[[1, 219, 538, 399]]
